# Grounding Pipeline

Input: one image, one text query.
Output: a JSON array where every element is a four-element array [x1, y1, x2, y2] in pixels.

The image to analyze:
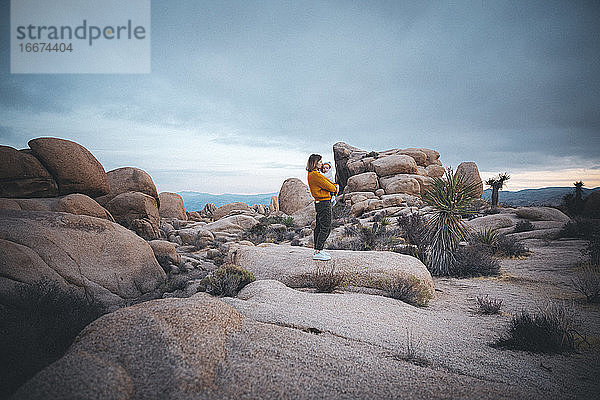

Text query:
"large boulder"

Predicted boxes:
[[158, 192, 187, 220], [466, 214, 521, 232], [212, 202, 252, 221], [204, 215, 260, 235], [148, 240, 181, 271], [290, 203, 317, 227], [426, 165, 445, 178], [95, 167, 159, 207], [406, 148, 441, 166], [28, 137, 109, 197], [278, 178, 313, 215], [268, 196, 279, 213], [333, 141, 361, 192], [371, 155, 418, 177], [0, 209, 166, 308], [106, 191, 160, 240], [228, 244, 434, 295], [514, 207, 570, 223], [379, 175, 421, 195], [346, 172, 379, 193], [0, 145, 58, 198], [456, 162, 483, 199], [0, 194, 113, 221]]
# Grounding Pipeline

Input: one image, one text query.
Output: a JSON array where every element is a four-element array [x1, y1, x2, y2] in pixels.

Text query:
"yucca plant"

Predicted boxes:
[[471, 227, 499, 246], [422, 167, 480, 276]]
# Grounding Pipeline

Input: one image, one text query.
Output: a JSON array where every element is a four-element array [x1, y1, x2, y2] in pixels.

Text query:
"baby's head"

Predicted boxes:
[[322, 162, 331, 172]]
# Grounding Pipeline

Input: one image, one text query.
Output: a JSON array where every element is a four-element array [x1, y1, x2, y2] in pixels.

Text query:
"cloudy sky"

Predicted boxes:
[[1, 0, 599, 193]]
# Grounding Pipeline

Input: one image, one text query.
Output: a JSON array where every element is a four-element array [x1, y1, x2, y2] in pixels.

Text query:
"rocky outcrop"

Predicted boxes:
[[278, 178, 313, 215], [106, 191, 160, 240], [228, 244, 434, 295], [0, 193, 113, 221], [0, 209, 166, 308], [0, 145, 58, 198], [212, 202, 252, 221], [200, 203, 217, 218], [268, 195, 279, 213], [333, 142, 450, 216], [96, 167, 159, 207], [158, 192, 187, 220], [456, 162, 483, 199], [28, 137, 109, 197], [514, 207, 570, 223], [333, 141, 360, 192]]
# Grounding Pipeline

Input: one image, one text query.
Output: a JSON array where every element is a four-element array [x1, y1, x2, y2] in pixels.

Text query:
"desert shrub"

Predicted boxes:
[[366, 151, 379, 157], [583, 234, 600, 265], [514, 220, 535, 233], [242, 216, 297, 245], [295, 262, 346, 293], [494, 302, 579, 353], [290, 238, 301, 246], [493, 234, 528, 258], [571, 263, 600, 303], [198, 264, 255, 297], [0, 281, 105, 397], [559, 217, 600, 240], [382, 276, 431, 307], [332, 202, 351, 220], [422, 167, 480, 276], [471, 228, 499, 247], [452, 244, 500, 277], [396, 214, 429, 264], [343, 224, 360, 237], [475, 295, 503, 314]]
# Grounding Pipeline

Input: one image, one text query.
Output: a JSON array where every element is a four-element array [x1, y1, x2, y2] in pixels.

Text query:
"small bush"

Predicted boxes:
[[571, 263, 600, 303], [290, 238, 301, 246], [198, 264, 255, 297], [452, 244, 500, 277], [0, 281, 105, 397], [494, 302, 579, 353], [514, 220, 535, 233], [493, 234, 528, 258], [295, 262, 346, 293], [366, 151, 379, 157], [382, 276, 431, 307], [559, 218, 600, 240], [475, 295, 503, 314], [584, 234, 600, 265]]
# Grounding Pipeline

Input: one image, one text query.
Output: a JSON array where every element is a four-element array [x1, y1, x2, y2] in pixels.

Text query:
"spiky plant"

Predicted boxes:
[[422, 167, 480, 276]]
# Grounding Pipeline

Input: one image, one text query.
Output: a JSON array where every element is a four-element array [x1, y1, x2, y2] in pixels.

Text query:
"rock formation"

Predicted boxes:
[[278, 178, 313, 215], [0, 209, 166, 308], [158, 192, 187, 220]]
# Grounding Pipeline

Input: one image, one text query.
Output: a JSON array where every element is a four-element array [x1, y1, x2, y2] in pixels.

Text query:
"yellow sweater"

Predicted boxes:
[[307, 171, 337, 201]]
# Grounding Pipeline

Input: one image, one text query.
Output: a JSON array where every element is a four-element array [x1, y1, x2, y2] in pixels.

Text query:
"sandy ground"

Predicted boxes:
[[222, 238, 600, 399]]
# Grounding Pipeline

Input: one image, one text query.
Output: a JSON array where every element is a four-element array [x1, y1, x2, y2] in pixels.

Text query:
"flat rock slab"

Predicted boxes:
[[228, 244, 434, 294], [13, 294, 534, 400]]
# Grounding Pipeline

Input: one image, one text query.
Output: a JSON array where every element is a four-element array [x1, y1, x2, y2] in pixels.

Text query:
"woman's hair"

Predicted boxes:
[[306, 154, 322, 172]]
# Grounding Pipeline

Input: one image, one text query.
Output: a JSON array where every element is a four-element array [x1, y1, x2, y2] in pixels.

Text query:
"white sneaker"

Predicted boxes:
[[320, 250, 331, 257], [312, 251, 331, 261]]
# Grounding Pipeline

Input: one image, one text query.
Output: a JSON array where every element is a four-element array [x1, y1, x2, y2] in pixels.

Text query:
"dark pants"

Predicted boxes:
[[314, 201, 332, 251]]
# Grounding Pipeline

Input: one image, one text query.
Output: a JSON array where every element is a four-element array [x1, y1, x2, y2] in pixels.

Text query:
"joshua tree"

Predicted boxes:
[[485, 173, 510, 207], [562, 181, 585, 216], [422, 167, 480, 276]]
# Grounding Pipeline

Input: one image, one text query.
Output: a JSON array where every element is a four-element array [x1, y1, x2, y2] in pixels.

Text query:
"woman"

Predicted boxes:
[[306, 154, 338, 261]]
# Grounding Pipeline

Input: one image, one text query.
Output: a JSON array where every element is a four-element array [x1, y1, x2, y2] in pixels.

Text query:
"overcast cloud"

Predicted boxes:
[[1, 0, 599, 192]]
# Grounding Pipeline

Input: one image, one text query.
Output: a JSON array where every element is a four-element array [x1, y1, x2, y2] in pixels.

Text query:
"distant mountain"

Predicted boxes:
[[481, 186, 599, 207], [178, 191, 278, 211]]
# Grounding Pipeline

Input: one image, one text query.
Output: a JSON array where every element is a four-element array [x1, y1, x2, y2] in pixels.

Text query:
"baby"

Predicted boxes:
[[320, 162, 338, 206]]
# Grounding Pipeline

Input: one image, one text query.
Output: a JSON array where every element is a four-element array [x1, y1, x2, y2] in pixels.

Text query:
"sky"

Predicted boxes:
[[1, 0, 599, 193]]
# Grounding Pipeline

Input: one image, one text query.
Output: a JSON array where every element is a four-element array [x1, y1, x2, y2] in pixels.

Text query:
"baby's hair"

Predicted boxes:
[[306, 154, 322, 172]]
